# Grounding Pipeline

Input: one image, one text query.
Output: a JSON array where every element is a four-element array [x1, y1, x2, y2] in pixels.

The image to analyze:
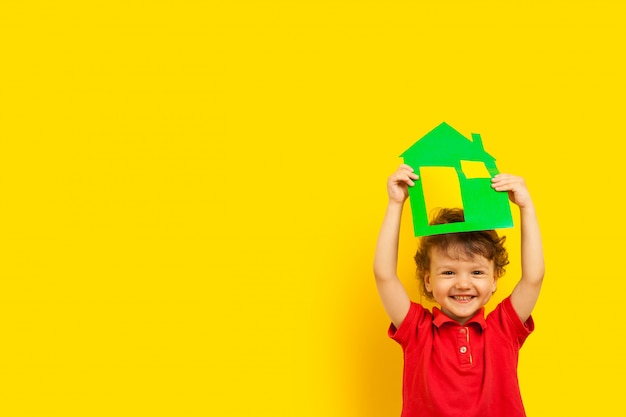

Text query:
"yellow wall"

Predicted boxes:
[[1, 1, 624, 415]]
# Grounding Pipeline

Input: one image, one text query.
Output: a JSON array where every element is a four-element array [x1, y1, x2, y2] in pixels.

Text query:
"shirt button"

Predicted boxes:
[[459, 328, 467, 335], [460, 346, 468, 354]]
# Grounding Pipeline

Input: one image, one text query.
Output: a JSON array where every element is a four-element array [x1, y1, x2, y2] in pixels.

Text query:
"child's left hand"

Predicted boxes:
[[491, 174, 533, 209]]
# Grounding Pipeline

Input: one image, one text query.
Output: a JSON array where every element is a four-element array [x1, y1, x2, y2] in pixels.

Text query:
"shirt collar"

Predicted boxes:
[[432, 306, 487, 329]]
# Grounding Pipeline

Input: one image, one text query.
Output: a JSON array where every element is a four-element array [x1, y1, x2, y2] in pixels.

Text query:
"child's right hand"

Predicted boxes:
[[387, 164, 419, 204]]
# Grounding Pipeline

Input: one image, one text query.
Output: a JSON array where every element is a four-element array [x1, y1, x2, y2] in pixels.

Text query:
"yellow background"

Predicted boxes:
[[1, 1, 624, 415]]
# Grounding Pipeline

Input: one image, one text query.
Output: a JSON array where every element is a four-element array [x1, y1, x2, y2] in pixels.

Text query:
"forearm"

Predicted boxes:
[[519, 204, 545, 284], [373, 201, 404, 282]]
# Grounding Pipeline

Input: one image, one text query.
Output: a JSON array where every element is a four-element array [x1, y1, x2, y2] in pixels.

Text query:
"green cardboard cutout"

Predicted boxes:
[[401, 122, 513, 237]]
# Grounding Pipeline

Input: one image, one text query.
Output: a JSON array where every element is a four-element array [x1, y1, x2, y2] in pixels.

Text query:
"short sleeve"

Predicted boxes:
[[490, 296, 534, 348], [388, 302, 427, 346]]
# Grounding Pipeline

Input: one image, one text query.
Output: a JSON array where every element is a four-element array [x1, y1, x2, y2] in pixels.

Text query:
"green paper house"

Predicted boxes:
[[401, 122, 513, 237]]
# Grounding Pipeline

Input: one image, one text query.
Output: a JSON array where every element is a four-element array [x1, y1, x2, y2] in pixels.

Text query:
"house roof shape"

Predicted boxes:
[[400, 122, 496, 167]]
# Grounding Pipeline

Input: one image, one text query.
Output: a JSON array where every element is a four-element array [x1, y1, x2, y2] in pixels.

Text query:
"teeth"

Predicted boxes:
[[454, 296, 473, 301]]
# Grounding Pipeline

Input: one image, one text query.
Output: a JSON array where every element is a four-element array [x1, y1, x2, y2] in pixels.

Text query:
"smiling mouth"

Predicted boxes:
[[451, 295, 475, 302]]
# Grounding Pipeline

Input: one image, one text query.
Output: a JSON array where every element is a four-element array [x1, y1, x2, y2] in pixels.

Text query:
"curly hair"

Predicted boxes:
[[414, 208, 509, 301]]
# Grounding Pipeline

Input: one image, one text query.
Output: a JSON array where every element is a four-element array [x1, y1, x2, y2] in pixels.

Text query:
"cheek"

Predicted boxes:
[[430, 281, 449, 296]]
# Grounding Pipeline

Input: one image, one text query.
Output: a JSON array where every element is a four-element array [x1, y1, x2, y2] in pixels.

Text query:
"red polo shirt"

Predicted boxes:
[[389, 296, 533, 417]]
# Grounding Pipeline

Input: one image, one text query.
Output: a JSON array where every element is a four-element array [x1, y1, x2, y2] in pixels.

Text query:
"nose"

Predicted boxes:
[[454, 274, 472, 289]]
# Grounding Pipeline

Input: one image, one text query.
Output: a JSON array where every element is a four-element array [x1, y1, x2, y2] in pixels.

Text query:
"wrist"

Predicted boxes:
[[386, 201, 406, 218], [388, 199, 406, 208]]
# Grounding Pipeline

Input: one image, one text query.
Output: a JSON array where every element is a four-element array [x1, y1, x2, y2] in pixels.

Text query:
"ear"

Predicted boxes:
[[424, 271, 432, 292], [491, 276, 498, 293]]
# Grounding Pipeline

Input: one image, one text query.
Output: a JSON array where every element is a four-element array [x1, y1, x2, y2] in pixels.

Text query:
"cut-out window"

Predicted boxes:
[[419, 167, 464, 219], [461, 160, 491, 179]]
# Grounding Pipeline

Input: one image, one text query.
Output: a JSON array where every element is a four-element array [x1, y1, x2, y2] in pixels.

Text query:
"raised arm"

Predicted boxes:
[[373, 164, 418, 328], [491, 174, 545, 324]]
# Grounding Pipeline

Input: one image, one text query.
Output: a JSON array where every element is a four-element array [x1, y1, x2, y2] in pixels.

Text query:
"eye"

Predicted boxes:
[[442, 271, 454, 276], [472, 270, 486, 276]]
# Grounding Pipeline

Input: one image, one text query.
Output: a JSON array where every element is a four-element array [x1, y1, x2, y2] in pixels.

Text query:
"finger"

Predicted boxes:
[[398, 165, 419, 179], [492, 173, 517, 182], [394, 172, 417, 187], [400, 174, 416, 187], [396, 165, 419, 182], [492, 174, 522, 185], [491, 179, 516, 189], [492, 179, 523, 192]]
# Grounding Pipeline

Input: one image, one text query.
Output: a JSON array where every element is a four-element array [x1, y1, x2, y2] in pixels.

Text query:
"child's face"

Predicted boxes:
[[424, 247, 497, 325]]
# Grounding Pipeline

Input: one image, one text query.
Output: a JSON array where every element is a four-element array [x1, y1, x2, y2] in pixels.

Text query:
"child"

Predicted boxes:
[[373, 164, 544, 417]]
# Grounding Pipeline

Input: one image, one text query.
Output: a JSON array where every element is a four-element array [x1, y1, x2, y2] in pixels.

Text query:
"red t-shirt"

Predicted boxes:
[[388, 296, 534, 417]]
